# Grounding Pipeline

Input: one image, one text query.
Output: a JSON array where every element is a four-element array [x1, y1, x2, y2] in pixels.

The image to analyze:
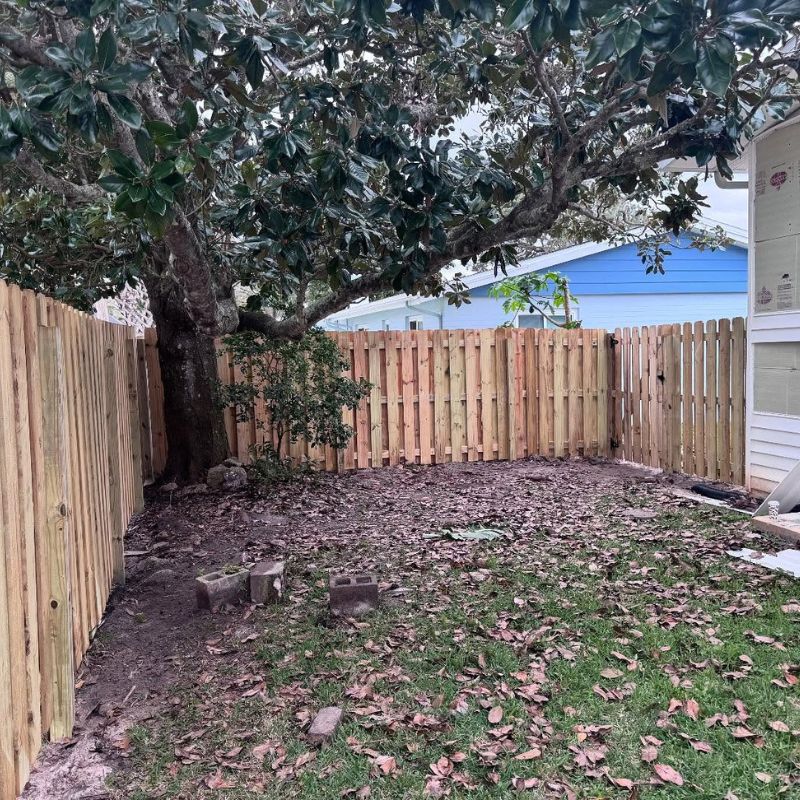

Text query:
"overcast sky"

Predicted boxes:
[[688, 173, 748, 235]]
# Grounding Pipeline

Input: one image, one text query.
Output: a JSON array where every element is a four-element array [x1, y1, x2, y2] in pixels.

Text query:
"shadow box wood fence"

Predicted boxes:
[[0, 278, 144, 800], [142, 319, 746, 487], [610, 318, 746, 486], [151, 328, 614, 469]]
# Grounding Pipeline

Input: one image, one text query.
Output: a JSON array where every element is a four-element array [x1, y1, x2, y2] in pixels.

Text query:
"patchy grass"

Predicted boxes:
[[116, 465, 799, 799]]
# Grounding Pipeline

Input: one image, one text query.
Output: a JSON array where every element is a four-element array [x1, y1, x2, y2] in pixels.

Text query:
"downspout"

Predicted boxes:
[[714, 172, 749, 190]]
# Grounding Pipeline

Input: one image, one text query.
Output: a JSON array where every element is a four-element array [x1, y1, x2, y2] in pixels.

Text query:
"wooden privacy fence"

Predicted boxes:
[[0, 278, 144, 800], [142, 319, 747, 486], [209, 328, 613, 468], [610, 318, 747, 486]]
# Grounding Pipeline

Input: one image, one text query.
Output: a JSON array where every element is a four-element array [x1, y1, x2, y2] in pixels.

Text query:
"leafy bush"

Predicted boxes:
[[220, 329, 369, 476]]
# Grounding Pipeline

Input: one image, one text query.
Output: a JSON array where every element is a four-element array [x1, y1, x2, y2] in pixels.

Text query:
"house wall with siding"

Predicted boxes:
[[322, 235, 748, 332], [746, 118, 800, 494]]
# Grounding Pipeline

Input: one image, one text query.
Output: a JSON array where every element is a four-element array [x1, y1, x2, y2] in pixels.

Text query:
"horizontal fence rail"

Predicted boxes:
[[610, 318, 747, 486], [0, 278, 144, 800]]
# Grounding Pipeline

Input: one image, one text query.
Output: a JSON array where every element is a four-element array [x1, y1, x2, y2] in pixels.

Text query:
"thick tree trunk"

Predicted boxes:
[[146, 272, 230, 482]]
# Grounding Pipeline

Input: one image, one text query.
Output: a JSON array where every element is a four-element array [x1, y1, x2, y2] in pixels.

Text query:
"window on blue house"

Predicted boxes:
[[408, 317, 424, 330], [518, 313, 567, 329]]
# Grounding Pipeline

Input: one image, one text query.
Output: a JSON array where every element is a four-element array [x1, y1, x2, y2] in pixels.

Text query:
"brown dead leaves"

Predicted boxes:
[[653, 762, 684, 786], [487, 706, 503, 724]]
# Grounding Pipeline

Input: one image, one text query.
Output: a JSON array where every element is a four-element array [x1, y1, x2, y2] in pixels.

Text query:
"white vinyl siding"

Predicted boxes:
[[746, 117, 800, 494]]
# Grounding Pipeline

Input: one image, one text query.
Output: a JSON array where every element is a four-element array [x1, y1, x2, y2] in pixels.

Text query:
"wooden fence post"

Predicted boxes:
[[36, 300, 75, 740], [125, 334, 145, 512], [104, 328, 125, 586]]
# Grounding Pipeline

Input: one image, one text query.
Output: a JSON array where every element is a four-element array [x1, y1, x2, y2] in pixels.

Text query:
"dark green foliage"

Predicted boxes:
[[219, 329, 369, 473]]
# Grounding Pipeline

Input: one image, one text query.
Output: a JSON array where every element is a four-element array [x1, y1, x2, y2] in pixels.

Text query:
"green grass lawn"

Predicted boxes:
[[118, 475, 800, 799]]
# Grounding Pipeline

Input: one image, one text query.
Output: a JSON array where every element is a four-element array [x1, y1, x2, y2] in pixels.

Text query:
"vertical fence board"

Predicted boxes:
[[432, 332, 449, 464], [7, 286, 41, 766], [479, 330, 496, 460], [36, 304, 74, 740], [352, 333, 370, 469], [594, 332, 606, 457], [23, 293, 50, 736], [416, 332, 432, 465], [695, 321, 708, 478], [681, 322, 694, 476], [705, 319, 719, 481], [385, 332, 401, 466], [552, 331, 566, 457], [538, 331, 553, 456], [464, 330, 480, 462], [0, 281, 30, 792], [495, 330, 509, 461], [731, 317, 746, 486], [367, 333, 383, 468], [449, 330, 466, 463], [718, 318, 732, 483], [400, 334, 416, 464]]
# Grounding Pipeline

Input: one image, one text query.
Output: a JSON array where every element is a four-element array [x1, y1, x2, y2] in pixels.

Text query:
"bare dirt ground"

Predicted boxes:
[[20, 457, 795, 800]]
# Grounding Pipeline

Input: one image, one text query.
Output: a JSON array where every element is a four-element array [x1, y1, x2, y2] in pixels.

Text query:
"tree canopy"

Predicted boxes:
[[2, 0, 797, 336]]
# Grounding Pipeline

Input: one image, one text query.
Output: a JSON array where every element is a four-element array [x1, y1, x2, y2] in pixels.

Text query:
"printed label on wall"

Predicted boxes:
[[753, 236, 800, 314], [755, 125, 800, 243]]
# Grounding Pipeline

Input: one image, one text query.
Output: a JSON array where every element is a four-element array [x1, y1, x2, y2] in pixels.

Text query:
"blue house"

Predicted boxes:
[[321, 228, 748, 332]]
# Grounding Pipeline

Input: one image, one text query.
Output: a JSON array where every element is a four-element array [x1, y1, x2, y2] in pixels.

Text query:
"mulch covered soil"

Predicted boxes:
[[21, 458, 800, 800]]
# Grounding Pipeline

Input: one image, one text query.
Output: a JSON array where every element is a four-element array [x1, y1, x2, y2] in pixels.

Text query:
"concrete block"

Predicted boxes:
[[308, 706, 343, 745], [196, 568, 250, 610], [250, 560, 285, 604], [329, 572, 378, 617]]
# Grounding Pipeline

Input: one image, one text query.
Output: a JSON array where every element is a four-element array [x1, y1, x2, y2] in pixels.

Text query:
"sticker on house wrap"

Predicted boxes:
[[771, 170, 788, 190], [778, 273, 795, 310], [758, 286, 774, 308]]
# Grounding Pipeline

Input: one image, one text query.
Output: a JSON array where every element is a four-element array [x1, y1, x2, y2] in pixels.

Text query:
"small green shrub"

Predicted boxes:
[[219, 329, 369, 478]]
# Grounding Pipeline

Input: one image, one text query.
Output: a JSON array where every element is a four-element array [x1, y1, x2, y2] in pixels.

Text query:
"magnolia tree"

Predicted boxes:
[[1, 0, 797, 479]]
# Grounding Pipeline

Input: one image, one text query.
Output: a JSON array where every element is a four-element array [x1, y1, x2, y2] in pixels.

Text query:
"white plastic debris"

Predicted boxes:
[[727, 548, 800, 578]]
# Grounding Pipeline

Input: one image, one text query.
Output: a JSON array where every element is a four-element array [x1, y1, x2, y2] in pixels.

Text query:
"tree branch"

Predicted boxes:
[[14, 149, 106, 203]]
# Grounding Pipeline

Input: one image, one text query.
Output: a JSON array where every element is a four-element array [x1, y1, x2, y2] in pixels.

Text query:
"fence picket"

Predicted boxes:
[[479, 330, 496, 460], [464, 330, 480, 462], [385, 332, 401, 466], [731, 317, 746, 485], [705, 319, 719, 480], [417, 332, 432, 465]]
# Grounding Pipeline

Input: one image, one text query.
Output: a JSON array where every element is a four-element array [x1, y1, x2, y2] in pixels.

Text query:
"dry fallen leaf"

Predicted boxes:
[[488, 706, 503, 724], [640, 746, 658, 763], [513, 748, 542, 761], [755, 772, 772, 784], [685, 698, 700, 720], [205, 770, 236, 790], [653, 763, 684, 786], [600, 667, 624, 679], [768, 720, 790, 733]]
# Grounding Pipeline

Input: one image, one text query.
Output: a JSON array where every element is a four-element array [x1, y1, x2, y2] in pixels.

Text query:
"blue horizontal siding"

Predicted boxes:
[[472, 235, 747, 297]]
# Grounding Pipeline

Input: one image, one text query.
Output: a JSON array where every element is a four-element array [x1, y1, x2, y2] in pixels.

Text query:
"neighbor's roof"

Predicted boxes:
[[324, 222, 747, 322]]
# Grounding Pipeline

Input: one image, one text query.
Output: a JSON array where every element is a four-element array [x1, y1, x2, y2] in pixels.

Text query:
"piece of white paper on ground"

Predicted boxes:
[[728, 548, 800, 578]]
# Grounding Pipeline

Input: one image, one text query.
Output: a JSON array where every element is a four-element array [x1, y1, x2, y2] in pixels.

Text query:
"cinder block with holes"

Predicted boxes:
[[196, 568, 250, 611], [329, 573, 379, 617]]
